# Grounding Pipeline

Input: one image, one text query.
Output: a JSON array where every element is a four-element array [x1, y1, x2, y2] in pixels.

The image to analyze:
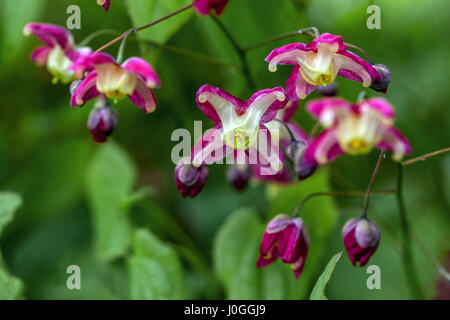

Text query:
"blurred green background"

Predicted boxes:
[[0, 0, 448, 300]]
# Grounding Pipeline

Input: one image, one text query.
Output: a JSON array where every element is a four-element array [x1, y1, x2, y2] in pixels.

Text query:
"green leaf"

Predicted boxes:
[[125, 0, 193, 44], [128, 229, 185, 299], [0, 193, 24, 299], [309, 252, 342, 300], [85, 142, 135, 262], [0, 0, 46, 66], [0, 192, 22, 236], [213, 208, 263, 299]]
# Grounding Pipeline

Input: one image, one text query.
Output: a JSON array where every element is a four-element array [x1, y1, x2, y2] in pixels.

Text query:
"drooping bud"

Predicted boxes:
[[342, 218, 380, 267], [175, 159, 209, 198], [317, 82, 338, 97], [227, 164, 252, 191], [370, 64, 391, 93], [286, 140, 317, 180], [87, 105, 118, 143], [257, 214, 309, 278]]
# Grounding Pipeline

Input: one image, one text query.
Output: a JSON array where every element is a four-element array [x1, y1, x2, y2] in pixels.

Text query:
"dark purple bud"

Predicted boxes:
[[342, 218, 380, 267], [317, 82, 338, 97], [227, 164, 251, 191], [87, 106, 119, 143], [286, 140, 317, 180], [370, 64, 391, 94], [175, 159, 209, 198]]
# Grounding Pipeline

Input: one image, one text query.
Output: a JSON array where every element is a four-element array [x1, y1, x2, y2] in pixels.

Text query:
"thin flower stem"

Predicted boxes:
[[273, 119, 296, 141], [78, 29, 118, 46], [362, 150, 385, 217], [401, 147, 450, 166], [357, 90, 367, 102], [243, 27, 318, 52], [345, 43, 374, 64], [309, 121, 321, 140], [136, 38, 239, 70], [210, 15, 256, 90], [94, 3, 193, 53], [291, 189, 395, 218], [396, 163, 425, 299]]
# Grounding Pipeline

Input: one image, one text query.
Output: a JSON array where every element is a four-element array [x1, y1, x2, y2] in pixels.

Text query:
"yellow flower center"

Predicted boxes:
[[224, 128, 255, 150]]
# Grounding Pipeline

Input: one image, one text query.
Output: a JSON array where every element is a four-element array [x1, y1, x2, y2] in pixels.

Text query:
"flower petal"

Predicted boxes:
[[359, 97, 395, 119], [23, 23, 73, 50], [247, 87, 287, 123], [128, 79, 157, 113], [307, 97, 352, 127], [196, 85, 246, 125], [30, 46, 52, 66], [303, 128, 344, 165], [286, 65, 316, 100], [265, 43, 311, 72], [122, 57, 161, 88], [307, 33, 347, 53], [71, 71, 100, 107], [377, 126, 411, 161], [336, 51, 381, 87]]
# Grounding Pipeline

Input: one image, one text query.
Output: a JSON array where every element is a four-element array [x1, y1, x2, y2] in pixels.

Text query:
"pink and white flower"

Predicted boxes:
[[257, 214, 309, 278], [303, 97, 411, 165], [174, 85, 289, 197], [23, 23, 91, 84], [70, 53, 160, 113], [266, 33, 383, 100]]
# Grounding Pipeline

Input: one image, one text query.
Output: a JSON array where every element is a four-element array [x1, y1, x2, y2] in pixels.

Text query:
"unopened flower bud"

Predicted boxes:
[[317, 82, 338, 97], [257, 214, 309, 278], [87, 106, 118, 143], [227, 164, 251, 191], [342, 218, 380, 267], [286, 140, 317, 180], [370, 64, 391, 93], [175, 159, 209, 198]]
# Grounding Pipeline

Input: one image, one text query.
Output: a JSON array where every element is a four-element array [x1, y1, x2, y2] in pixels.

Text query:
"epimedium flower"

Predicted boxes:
[[87, 100, 119, 143], [257, 214, 309, 278], [193, 0, 229, 16], [97, 0, 111, 11], [70, 53, 160, 113], [174, 85, 288, 197], [23, 23, 92, 84], [342, 218, 380, 267], [303, 97, 411, 165], [175, 158, 209, 198], [266, 33, 383, 100]]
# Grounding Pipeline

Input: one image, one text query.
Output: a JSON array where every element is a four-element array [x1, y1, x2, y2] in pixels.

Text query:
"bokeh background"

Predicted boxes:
[[0, 0, 449, 299]]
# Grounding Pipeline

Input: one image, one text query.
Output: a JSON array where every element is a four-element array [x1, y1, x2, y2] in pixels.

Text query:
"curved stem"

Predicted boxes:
[[243, 27, 318, 52], [210, 15, 256, 90], [396, 163, 425, 299], [345, 43, 374, 64], [362, 150, 385, 217], [94, 3, 193, 53], [292, 190, 395, 218], [402, 147, 450, 166], [78, 29, 118, 46], [273, 119, 296, 142]]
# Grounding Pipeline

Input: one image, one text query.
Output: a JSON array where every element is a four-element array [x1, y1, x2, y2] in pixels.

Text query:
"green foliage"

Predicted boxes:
[[309, 251, 342, 300], [125, 0, 193, 44], [85, 142, 135, 262], [0, 192, 24, 299], [128, 229, 185, 299]]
